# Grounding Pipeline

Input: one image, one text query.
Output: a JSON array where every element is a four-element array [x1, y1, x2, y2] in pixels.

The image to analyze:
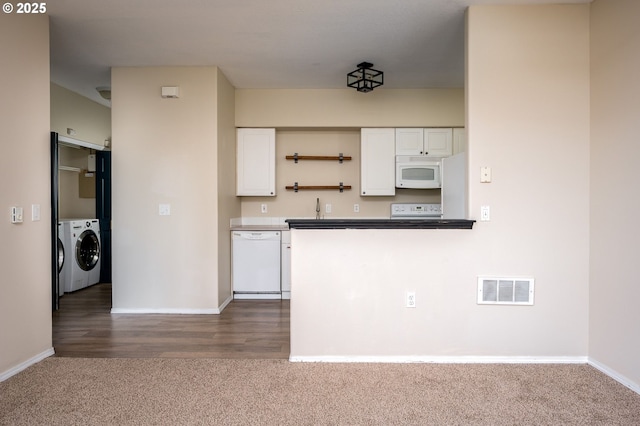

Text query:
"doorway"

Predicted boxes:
[[50, 132, 112, 311]]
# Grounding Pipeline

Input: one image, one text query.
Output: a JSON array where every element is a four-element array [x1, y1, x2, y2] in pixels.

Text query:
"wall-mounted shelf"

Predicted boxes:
[[286, 182, 352, 193], [286, 153, 352, 163], [58, 165, 81, 172]]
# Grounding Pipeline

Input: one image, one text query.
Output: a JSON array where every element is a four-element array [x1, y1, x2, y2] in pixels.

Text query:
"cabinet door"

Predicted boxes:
[[424, 128, 453, 157], [453, 128, 466, 155], [395, 128, 424, 155], [361, 128, 396, 196], [236, 128, 276, 196]]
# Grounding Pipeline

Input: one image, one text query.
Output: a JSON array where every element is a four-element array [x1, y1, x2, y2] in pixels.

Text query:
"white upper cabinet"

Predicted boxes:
[[361, 128, 396, 196], [236, 128, 276, 196], [396, 128, 453, 157], [395, 128, 424, 156], [453, 127, 466, 155], [424, 128, 453, 157]]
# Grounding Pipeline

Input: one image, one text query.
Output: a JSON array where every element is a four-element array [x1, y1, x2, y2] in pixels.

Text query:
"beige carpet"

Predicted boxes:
[[1, 358, 639, 425]]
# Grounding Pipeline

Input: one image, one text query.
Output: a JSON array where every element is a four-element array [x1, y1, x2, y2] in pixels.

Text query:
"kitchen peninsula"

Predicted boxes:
[[287, 219, 476, 362], [286, 218, 475, 230]]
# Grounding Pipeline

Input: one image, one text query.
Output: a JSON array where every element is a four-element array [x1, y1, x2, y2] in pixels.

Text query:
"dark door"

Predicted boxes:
[[50, 132, 60, 310], [96, 151, 112, 283]]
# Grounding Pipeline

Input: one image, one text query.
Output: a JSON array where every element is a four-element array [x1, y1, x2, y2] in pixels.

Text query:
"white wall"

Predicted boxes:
[[111, 67, 234, 312], [0, 14, 52, 378], [589, 0, 640, 389], [290, 4, 591, 359]]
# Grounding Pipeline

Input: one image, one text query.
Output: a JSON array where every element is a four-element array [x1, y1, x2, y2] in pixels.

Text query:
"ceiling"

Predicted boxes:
[[48, 0, 591, 107]]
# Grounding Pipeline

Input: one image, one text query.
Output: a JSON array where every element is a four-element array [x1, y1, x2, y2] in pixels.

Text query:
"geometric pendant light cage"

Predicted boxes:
[[347, 62, 384, 93]]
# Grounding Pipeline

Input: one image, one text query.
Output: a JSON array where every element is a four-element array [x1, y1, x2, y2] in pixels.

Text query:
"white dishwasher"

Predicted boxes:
[[232, 231, 281, 299]]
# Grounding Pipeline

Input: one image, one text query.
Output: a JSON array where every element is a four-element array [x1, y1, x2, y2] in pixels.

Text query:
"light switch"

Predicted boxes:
[[159, 204, 171, 216], [11, 206, 24, 223], [481, 166, 492, 183], [32, 204, 41, 221], [481, 205, 491, 221]]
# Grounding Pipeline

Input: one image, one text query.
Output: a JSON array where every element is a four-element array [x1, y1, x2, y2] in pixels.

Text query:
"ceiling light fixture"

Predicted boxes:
[[347, 62, 383, 93], [96, 87, 111, 100]]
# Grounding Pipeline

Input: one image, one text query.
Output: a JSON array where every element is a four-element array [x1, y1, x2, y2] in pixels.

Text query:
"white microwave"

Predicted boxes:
[[395, 156, 442, 189]]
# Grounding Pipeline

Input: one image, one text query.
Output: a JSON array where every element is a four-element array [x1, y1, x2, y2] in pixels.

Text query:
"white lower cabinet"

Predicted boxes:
[[281, 231, 291, 300]]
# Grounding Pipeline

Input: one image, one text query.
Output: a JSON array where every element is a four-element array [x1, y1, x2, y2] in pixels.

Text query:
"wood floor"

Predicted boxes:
[[52, 283, 290, 359]]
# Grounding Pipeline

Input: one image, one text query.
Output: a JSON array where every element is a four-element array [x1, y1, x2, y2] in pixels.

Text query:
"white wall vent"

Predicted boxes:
[[477, 276, 534, 305]]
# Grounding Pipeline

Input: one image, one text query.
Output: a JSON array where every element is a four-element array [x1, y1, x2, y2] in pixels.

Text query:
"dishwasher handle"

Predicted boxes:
[[232, 231, 280, 241]]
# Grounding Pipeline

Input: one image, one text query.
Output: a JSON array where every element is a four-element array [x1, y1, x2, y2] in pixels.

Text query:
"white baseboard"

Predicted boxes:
[[110, 295, 235, 315], [0, 347, 55, 382], [218, 295, 233, 312], [110, 308, 220, 314], [289, 355, 589, 364], [589, 358, 640, 395]]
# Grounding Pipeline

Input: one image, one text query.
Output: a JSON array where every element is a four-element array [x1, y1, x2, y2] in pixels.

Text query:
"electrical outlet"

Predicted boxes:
[[481, 166, 492, 183], [325, 203, 332, 214], [481, 205, 490, 221], [261, 204, 267, 213], [406, 291, 416, 308], [353, 204, 360, 213]]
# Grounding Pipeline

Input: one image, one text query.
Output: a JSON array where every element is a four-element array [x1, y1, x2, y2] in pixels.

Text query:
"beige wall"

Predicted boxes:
[[291, 4, 591, 359], [236, 89, 464, 128], [51, 83, 111, 147], [111, 67, 226, 312], [240, 129, 442, 218], [58, 146, 98, 219], [216, 71, 240, 305], [52, 84, 111, 219], [589, 0, 640, 388], [0, 14, 52, 377], [236, 90, 465, 218]]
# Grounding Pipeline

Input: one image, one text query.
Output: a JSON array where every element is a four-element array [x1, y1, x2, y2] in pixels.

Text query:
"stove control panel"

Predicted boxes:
[[390, 203, 442, 218]]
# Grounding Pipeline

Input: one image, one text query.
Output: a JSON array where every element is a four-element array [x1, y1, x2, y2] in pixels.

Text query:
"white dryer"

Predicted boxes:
[[64, 219, 101, 292]]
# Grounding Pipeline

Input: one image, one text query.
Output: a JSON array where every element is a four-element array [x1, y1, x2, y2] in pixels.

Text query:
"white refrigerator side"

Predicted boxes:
[[441, 152, 467, 219]]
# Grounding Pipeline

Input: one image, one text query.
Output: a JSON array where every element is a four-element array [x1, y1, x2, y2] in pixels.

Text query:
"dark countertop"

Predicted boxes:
[[285, 219, 475, 230]]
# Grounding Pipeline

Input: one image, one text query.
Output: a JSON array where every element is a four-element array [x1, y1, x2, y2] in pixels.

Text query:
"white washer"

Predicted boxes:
[[87, 219, 101, 286], [57, 222, 67, 297], [64, 219, 101, 292]]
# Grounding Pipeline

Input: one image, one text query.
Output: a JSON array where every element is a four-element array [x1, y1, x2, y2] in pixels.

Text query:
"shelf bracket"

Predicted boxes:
[[293, 153, 299, 163], [339, 182, 344, 192], [339, 153, 344, 164], [294, 182, 299, 192]]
